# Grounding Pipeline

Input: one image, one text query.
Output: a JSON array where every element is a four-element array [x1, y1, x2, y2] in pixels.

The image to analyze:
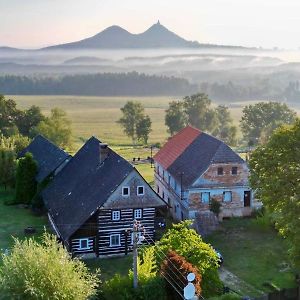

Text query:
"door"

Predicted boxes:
[[244, 191, 251, 207]]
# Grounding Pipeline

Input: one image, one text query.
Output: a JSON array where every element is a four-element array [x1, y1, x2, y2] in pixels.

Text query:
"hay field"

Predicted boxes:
[[11, 95, 175, 146]]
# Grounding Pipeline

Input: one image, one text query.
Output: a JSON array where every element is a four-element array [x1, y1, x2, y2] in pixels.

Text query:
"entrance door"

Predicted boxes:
[[244, 191, 251, 207]]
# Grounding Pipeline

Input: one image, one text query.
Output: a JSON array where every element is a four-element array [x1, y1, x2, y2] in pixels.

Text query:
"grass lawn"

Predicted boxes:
[[205, 218, 297, 296], [85, 255, 133, 282], [0, 187, 47, 251]]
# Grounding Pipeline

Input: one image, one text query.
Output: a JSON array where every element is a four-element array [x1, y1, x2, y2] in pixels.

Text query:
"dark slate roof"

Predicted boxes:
[[42, 136, 134, 241], [18, 135, 70, 183], [160, 128, 244, 188]]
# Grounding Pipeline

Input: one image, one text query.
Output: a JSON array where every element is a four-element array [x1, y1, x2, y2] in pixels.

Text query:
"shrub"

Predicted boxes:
[[210, 198, 222, 217], [161, 250, 201, 300], [154, 221, 223, 298], [0, 233, 100, 299], [14, 152, 37, 205]]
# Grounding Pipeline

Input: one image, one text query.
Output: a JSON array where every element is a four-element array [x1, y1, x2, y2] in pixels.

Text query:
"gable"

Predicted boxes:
[[103, 169, 166, 209]]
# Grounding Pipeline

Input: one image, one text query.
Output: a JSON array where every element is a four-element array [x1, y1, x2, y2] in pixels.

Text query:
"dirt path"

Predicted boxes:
[[219, 267, 265, 297]]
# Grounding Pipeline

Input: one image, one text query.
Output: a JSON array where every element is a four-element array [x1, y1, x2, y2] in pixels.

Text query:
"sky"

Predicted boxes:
[[1, 0, 300, 49]]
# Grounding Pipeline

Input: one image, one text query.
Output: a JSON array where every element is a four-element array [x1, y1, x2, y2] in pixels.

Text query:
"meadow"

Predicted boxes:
[[10, 95, 248, 148]]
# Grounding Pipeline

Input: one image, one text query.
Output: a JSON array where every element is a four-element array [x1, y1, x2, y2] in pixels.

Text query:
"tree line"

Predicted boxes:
[[0, 72, 197, 96], [118, 93, 297, 148]]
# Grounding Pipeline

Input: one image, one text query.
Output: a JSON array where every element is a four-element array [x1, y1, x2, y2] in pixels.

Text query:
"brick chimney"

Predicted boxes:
[[100, 143, 109, 163]]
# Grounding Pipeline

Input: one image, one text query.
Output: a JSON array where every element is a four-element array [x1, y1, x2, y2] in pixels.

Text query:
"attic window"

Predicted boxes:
[[137, 186, 144, 196], [122, 187, 130, 197], [232, 167, 238, 175], [217, 167, 223, 175]]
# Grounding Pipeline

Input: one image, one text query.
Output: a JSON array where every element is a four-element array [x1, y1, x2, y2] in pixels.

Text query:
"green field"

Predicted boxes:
[[9, 95, 251, 148], [206, 218, 297, 296], [0, 188, 47, 251]]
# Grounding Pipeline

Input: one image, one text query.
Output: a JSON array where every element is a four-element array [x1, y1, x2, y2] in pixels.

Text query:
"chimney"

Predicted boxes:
[[100, 143, 109, 164]]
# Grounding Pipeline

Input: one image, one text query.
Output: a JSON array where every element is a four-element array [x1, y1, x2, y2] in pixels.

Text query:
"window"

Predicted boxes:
[[79, 238, 89, 250], [217, 167, 223, 175], [134, 209, 142, 219], [157, 165, 160, 175], [201, 192, 210, 203], [110, 234, 120, 247], [162, 191, 165, 200], [232, 167, 238, 175], [122, 186, 130, 196], [168, 174, 171, 185], [223, 191, 232, 202], [112, 210, 120, 221], [157, 186, 160, 194], [137, 186, 144, 196], [162, 170, 165, 179]]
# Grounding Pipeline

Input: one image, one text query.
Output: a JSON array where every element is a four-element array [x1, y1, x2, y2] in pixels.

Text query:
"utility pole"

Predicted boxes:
[[132, 220, 145, 289], [180, 172, 184, 201], [150, 145, 153, 168]]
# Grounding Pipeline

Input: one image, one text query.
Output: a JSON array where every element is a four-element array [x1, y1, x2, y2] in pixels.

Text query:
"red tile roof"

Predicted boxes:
[[154, 126, 201, 169]]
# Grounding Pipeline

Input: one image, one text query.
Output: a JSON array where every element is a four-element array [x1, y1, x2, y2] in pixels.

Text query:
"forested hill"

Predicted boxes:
[[0, 72, 197, 96]]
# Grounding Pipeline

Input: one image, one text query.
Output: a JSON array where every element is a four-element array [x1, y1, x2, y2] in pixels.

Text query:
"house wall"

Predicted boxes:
[[154, 161, 255, 220], [98, 207, 155, 256], [188, 186, 252, 219]]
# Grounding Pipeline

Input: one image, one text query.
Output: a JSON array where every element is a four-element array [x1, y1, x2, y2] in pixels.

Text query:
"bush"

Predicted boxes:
[[154, 221, 223, 298], [14, 152, 37, 205], [0, 233, 100, 299], [210, 198, 222, 217], [161, 250, 201, 300]]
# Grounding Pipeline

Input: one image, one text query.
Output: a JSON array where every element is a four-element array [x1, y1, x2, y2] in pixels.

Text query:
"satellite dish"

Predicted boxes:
[[187, 272, 195, 282], [184, 273, 196, 299], [184, 283, 195, 300]]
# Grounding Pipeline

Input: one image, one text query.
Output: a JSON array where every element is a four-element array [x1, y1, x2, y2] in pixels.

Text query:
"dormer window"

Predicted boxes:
[[137, 186, 144, 196], [232, 167, 238, 175], [122, 186, 130, 196], [217, 167, 223, 175]]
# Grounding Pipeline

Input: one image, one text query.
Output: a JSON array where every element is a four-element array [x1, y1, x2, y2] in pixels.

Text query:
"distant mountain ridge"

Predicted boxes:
[[42, 21, 249, 50]]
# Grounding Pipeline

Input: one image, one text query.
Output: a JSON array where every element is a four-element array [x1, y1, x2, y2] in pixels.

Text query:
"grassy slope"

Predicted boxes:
[[206, 218, 296, 296], [0, 188, 47, 250]]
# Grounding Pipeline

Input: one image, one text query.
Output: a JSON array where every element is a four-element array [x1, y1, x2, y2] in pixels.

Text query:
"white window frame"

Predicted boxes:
[[110, 234, 121, 247], [201, 192, 210, 203], [137, 185, 144, 196], [122, 186, 130, 197], [223, 191, 232, 202], [112, 210, 120, 221], [134, 209, 142, 219], [78, 238, 90, 250]]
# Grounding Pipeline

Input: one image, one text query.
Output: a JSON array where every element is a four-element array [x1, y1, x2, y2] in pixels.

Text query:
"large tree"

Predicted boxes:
[[0, 233, 100, 299], [165, 101, 186, 136], [16, 105, 45, 137], [0, 142, 16, 190], [0, 95, 21, 136], [249, 120, 300, 267], [164, 94, 236, 145], [183, 93, 218, 133], [33, 108, 73, 149], [118, 101, 152, 145], [240, 102, 297, 145], [214, 105, 238, 146]]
